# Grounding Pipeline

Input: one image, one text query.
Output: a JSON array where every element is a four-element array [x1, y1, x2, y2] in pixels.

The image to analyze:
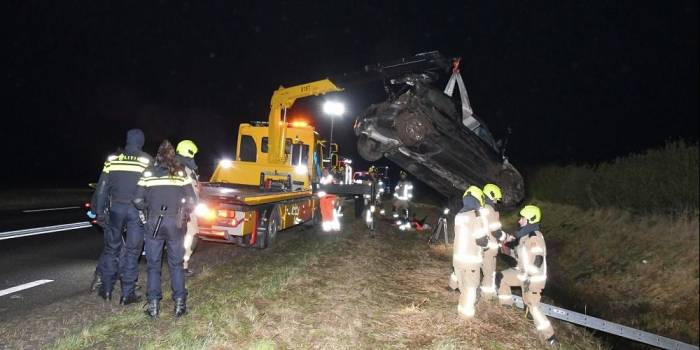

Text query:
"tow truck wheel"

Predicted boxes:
[[304, 204, 321, 226], [254, 208, 277, 249], [265, 210, 280, 248]]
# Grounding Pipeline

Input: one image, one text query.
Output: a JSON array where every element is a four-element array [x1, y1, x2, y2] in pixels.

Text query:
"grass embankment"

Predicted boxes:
[[523, 141, 700, 345], [53, 204, 604, 349], [527, 141, 699, 213], [0, 188, 92, 211]]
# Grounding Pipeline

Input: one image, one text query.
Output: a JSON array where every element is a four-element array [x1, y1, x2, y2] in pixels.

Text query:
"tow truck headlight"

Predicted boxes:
[[219, 159, 233, 169], [295, 164, 308, 175]]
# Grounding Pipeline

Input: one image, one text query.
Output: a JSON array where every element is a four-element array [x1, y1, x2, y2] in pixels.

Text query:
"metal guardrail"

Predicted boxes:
[[0, 222, 93, 240], [511, 296, 699, 350]]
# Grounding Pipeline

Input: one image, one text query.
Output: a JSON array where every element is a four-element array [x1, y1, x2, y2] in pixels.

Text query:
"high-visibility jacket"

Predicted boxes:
[[176, 155, 200, 199], [481, 203, 506, 248], [133, 166, 196, 221], [514, 230, 547, 290], [453, 210, 487, 268], [93, 151, 152, 214], [393, 180, 413, 201]]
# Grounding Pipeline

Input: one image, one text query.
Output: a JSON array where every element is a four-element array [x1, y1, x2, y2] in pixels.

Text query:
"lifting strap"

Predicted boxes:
[[443, 57, 480, 131]]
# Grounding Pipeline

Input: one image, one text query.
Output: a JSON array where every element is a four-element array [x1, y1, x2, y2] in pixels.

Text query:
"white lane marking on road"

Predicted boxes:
[[0, 222, 93, 241], [22, 206, 81, 213], [0, 279, 54, 297]]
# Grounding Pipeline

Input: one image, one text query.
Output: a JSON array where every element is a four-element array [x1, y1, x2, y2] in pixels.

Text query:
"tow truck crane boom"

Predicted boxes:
[[267, 79, 343, 164]]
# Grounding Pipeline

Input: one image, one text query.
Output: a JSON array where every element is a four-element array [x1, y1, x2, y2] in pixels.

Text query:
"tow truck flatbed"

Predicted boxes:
[[200, 183, 312, 206]]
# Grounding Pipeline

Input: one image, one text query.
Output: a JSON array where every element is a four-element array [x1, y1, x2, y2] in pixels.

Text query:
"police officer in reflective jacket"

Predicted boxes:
[[93, 129, 152, 303], [133, 140, 196, 318]]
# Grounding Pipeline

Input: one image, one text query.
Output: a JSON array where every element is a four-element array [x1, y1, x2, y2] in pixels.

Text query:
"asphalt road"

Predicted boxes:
[[0, 207, 239, 326], [0, 208, 101, 322]]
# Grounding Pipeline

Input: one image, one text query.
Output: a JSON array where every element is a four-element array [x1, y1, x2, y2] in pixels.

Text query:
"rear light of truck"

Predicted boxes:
[[217, 209, 240, 219]]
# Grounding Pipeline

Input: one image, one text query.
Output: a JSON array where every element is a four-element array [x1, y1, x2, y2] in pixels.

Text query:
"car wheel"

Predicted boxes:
[[395, 113, 433, 146]]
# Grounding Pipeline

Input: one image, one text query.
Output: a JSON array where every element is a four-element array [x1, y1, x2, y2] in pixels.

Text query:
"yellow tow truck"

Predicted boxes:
[[195, 79, 346, 248]]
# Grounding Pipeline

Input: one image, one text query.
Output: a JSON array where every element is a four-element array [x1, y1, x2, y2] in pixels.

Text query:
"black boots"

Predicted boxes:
[[144, 299, 160, 318], [174, 297, 187, 317], [97, 288, 112, 301], [90, 272, 103, 292], [119, 293, 142, 305], [545, 335, 559, 348], [144, 298, 186, 318]]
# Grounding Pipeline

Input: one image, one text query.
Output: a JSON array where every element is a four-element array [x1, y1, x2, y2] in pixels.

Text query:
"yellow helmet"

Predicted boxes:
[[463, 185, 484, 206], [368, 166, 377, 174], [519, 205, 541, 224], [176, 140, 198, 158], [483, 183, 503, 202]]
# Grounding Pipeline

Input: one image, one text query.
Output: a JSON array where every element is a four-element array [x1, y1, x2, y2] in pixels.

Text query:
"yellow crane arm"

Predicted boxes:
[[268, 79, 343, 164]]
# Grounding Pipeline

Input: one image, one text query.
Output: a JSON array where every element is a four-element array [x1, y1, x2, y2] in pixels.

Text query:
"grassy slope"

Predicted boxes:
[[51, 204, 604, 350], [529, 203, 699, 345], [522, 142, 700, 345]]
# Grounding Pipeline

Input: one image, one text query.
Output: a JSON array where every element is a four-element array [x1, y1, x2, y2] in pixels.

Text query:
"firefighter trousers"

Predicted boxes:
[[183, 213, 198, 269], [480, 246, 498, 298], [497, 268, 554, 339], [455, 265, 480, 319]]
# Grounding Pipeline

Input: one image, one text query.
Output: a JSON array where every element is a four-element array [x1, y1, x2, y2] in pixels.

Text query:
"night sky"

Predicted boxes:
[[6, 1, 698, 189]]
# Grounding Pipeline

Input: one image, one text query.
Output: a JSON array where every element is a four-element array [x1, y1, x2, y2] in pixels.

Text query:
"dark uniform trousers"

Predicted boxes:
[[99, 202, 145, 295], [145, 216, 187, 301]]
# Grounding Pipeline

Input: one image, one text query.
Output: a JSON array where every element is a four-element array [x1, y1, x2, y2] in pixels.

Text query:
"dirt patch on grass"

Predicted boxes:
[[43, 203, 605, 349]]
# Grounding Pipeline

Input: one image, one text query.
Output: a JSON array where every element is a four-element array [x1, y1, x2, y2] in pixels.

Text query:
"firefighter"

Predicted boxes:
[[92, 129, 152, 303], [176, 140, 200, 277], [320, 167, 334, 185], [449, 186, 489, 319], [134, 140, 197, 318], [369, 166, 385, 205], [364, 167, 381, 236], [392, 170, 413, 230], [497, 205, 557, 346], [317, 167, 340, 232], [480, 183, 507, 300]]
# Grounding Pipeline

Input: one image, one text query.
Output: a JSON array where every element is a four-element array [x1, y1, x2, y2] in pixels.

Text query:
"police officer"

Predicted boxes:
[[480, 183, 507, 300], [134, 140, 196, 318], [176, 140, 200, 277], [497, 205, 557, 346], [449, 186, 489, 319], [92, 129, 152, 303]]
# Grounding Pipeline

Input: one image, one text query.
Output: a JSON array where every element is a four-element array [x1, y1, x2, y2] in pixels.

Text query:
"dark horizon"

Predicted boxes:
[[6, 1, 698, 189]]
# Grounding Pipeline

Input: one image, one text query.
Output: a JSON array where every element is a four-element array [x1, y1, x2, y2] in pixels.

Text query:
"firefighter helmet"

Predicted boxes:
[[368, 166, 377, 174], [483, 183, 503, 202], [463, 185, 484, 206], [400, 170, 407, 178], [176, 140, 198, 158], [520, 205, 541, 224]]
